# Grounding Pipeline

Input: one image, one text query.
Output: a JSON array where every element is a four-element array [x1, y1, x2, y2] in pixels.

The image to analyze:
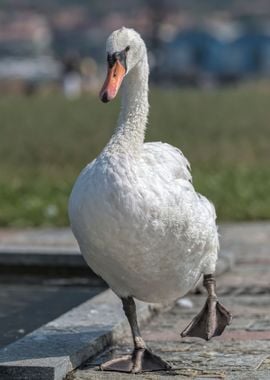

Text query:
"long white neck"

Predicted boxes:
[[104, 53, 149, 157]]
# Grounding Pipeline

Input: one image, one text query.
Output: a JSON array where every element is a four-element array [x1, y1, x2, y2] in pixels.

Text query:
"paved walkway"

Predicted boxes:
[[70, 223, 270, 379]]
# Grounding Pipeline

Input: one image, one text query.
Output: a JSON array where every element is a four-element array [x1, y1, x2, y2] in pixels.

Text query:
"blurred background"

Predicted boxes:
[[0, 0, 270, 227]]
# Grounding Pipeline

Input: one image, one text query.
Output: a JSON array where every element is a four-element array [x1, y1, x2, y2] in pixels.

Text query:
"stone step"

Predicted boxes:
[[0, 290, 157, 380]]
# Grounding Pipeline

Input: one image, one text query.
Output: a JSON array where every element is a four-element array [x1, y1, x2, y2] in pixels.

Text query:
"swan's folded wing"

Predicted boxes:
[[197, 193, 217, 221], [142, 142, 192, 182]]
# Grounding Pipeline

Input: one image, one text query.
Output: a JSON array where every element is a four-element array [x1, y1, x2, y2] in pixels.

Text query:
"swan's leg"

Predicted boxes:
[[100, 296, 171, 373], [181, 274, 232, 340]]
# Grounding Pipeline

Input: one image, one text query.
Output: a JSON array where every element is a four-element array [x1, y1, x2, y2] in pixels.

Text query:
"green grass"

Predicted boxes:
[[0, 84, 270, 226]]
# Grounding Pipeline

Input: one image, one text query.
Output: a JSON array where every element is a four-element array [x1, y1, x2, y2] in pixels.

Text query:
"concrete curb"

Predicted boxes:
[[0, 246, 83, 268], [0, 289, 157, 380]]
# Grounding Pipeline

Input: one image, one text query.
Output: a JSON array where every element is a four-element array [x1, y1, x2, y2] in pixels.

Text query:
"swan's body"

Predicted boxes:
[[69, 27, 218, 303], [69, 139, 218, 303], [69, 28, 231, 373]]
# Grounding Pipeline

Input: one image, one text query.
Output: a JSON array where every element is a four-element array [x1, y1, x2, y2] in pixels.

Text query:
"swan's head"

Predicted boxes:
[[99, 27, 146, 103]]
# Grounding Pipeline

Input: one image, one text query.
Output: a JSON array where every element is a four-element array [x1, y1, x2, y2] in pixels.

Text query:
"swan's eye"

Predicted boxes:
[[107, 54, 114, 68], [107, 49, 128, 71], [125, 45, 130, 52]]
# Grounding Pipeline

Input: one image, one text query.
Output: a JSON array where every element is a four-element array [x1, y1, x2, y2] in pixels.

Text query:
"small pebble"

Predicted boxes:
[[176, 297, 194, 308]]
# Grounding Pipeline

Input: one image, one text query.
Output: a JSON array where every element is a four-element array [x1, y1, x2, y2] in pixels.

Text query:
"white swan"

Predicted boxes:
[[69, 27, 231, 373]]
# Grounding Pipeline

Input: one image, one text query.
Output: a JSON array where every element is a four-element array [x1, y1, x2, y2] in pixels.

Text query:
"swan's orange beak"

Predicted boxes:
[[99, 60, 126, 103]]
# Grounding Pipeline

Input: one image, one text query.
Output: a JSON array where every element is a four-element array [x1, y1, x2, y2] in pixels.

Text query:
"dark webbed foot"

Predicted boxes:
[[100, 348, 171, 373], [101, 297, 171, 373], [181, 274, 232, 340]]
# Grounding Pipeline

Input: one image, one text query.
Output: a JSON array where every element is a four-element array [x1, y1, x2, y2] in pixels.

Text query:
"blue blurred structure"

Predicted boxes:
[[156, 27, 270, 86]]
